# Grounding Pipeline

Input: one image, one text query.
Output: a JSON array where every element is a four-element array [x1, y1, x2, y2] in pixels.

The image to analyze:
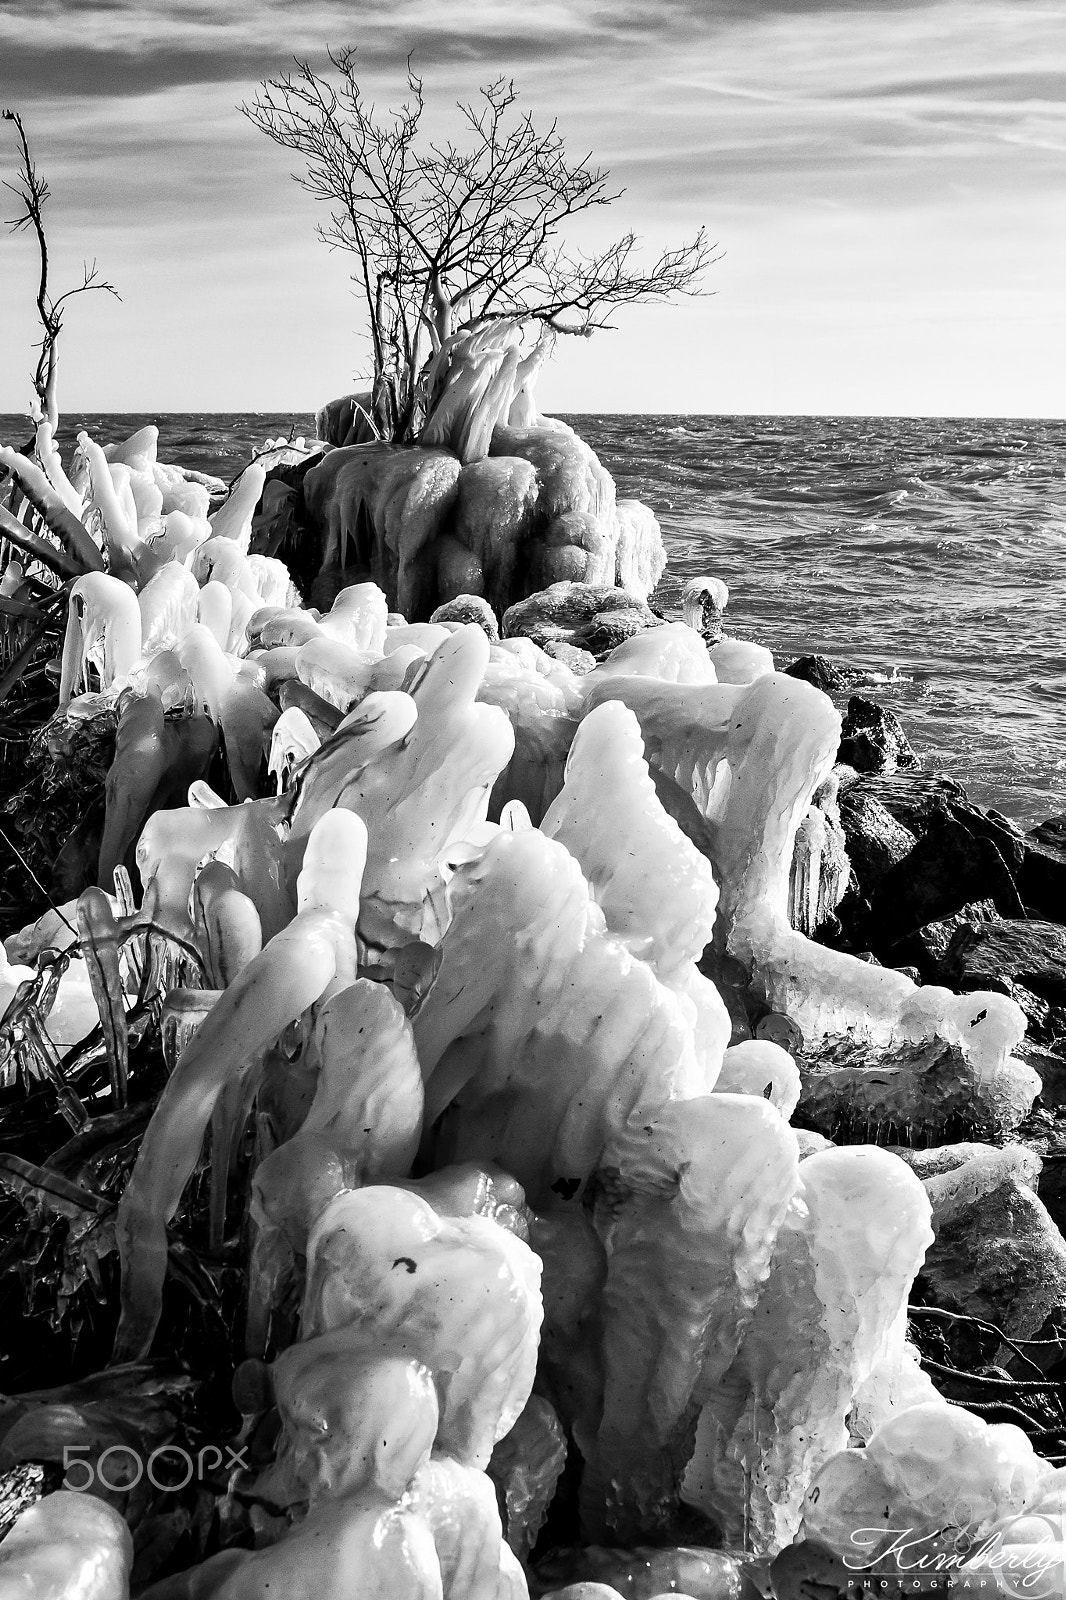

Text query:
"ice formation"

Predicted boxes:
[[0, 411, 1049, 1600], [301, 323, 666, 619]]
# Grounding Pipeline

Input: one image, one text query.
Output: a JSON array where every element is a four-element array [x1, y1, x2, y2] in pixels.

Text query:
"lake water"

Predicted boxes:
[[6, 409, 1064, 827]]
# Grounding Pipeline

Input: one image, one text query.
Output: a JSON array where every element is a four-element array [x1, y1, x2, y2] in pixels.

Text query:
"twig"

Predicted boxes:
[[918, 1355, 1064, 1393], [909, 1304, 1058, 1381]]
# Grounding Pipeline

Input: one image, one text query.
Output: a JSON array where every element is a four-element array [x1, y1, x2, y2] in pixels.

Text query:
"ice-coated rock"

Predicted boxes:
[[453, 455, 540, 611], [302, 440, 463, 615], [914, 1143, 1066, 1339], [535, 1545, 747, 1600], [488, 1395, 567, 1560], [503, 581, 658, 657], [614, 499, 666, 598], [292, 626, 515, 951], [682, 1147, 933, 1554], [0, 1490, 133, 1599], [303, 1185, 543, 1469], [803, 1400, 1051, 1565], [580, 668, 1034, 1123]]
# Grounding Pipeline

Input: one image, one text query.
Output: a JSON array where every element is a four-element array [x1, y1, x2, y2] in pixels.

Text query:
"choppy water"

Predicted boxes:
[[4, 410, 1064, 827]]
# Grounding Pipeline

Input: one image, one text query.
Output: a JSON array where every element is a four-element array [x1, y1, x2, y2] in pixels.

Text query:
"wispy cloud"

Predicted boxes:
[[0, 0, 1063, 412]]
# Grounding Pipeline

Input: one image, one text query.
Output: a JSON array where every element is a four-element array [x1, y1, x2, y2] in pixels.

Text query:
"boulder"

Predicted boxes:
[[836, 787, 915, 894], [837, 694, 919, 774], [452, 455, 540, 612], [302, 441, 463, 616], [543, 640, 596, 675], [853, 770, 969, 834], [784, 654, 864, 694], [1017, 818, 1066, 923], [940, 918, 1066, 1047], [909, 1144, 1066, 1341], [866, 803, 1026, 949], [1028, 815, 1066, 855], [885, 898, 999, 982]]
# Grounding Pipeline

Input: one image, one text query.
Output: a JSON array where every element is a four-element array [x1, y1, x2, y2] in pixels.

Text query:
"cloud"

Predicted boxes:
[[1, 0, 1062, 412]]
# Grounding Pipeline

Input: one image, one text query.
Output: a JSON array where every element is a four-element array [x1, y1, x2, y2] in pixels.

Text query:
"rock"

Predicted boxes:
[[1017, 821, 1066, 923], [795, 1034, 1040, 1145], [913, 1144, 1066, 1340], [890, 1140, 1042, 1187], [429, 594, 499, 639], [1028, 815, 1066, 855], [783, 654, 864, 694], [853, 770, 969, 834], [837, 694, 919, 774], [502, 582, 658, 659], [940, 918, 1066, 1047], [836, 788, 915, 894], [866, 804, 1026, 949], [886, 898, 999, 982]]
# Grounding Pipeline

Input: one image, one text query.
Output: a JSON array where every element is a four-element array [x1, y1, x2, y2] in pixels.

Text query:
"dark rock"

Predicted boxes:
[[866, 804, 1026, 949], [1018, 1042, 1066, 1109], [854, 770, 969, 834], [940, 918, 1066, 1046], [886, 898, 998, 981], [837, 788, 915, 893], [783, 653, 863, 694], [1028, 815, 1066, 856], [837, 694, 919, 774], [249, 479, 304, 558], [1017, 825, 1066, 923]]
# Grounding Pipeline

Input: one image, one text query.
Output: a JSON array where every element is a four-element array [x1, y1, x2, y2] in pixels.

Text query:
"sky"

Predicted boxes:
[[0, 0, 1063, 416]]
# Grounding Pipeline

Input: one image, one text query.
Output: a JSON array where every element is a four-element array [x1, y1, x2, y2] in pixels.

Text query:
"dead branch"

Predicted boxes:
[[3, 109, 120, 429]]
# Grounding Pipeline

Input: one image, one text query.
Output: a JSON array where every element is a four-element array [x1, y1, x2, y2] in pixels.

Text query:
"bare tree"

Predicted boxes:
[[2, 109, 119, 430], [243, 54, 716, 439]]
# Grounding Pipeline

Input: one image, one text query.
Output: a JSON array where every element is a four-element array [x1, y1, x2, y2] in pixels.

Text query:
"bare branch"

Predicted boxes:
[[242, 54, 715, 440], [3, 110, 119, 429]]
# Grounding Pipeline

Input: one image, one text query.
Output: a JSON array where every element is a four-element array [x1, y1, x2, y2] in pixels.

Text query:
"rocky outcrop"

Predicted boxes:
[[837, 694, 919, 774], [296, 422, 666, 622]]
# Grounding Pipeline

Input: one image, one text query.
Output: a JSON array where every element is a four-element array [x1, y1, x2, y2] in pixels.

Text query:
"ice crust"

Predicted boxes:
[[3, 416, 1048, 1598]]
